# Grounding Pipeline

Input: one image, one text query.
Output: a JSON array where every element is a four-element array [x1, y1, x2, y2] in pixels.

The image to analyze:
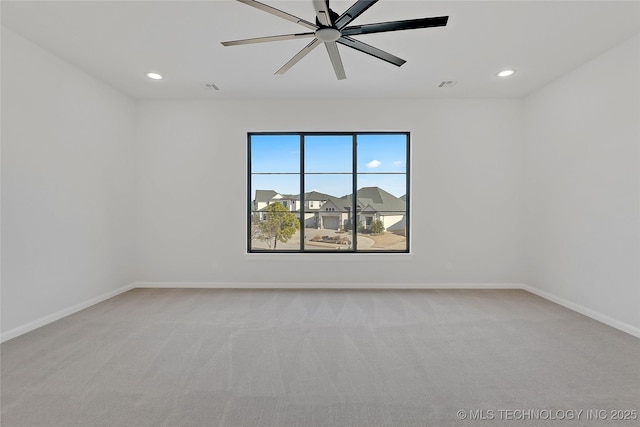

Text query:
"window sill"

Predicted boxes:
[[244, 252, 413, 262]]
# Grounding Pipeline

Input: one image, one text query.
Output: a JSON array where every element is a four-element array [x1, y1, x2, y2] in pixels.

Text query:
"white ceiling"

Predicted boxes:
[[2, 1, 639, 100]]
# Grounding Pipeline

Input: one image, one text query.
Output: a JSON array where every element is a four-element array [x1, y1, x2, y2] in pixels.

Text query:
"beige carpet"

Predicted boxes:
[[2, 289, 639, 427]]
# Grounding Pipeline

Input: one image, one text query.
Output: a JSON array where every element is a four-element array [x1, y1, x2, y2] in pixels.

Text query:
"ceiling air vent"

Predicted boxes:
[[202, 83, 220, 90], [438, 80, 457, 88]]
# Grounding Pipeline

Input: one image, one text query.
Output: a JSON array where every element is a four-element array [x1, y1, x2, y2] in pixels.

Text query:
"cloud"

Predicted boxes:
[[367, 160, 381, 168], [393, 160, 402, 166]]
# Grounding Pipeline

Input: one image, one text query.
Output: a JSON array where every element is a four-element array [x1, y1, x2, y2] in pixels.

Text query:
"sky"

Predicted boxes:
[[250, 134, 408, 198]]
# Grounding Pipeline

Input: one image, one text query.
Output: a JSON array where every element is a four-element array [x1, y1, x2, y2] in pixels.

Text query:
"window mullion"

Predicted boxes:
[[247, 134, 252, 253], [300, 134, 305, 252], [352, 134, 358, 252], [405, 132, 410, 251]]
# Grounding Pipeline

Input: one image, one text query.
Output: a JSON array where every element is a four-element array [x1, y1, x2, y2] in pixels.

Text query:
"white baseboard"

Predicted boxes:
[[522, 284, 640, 338], [4, 282, 637, 342], [0, 283, 135, 343], [132, 281, 524, 289]]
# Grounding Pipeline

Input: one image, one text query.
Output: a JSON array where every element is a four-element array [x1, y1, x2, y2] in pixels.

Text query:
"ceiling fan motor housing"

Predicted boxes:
[[316, 27, 341, 42]]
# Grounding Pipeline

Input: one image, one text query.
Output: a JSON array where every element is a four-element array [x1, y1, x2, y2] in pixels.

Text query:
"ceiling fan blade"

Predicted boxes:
[[221, 32, 315, 46], [337, 36, 405, 67], [325, 41, 346, 80], [236, 0, 318, 30], [335, 0, 378, 29], [275, 38, 322, 75], [342, 16, 449, 36], [312, 0, 332, 26]]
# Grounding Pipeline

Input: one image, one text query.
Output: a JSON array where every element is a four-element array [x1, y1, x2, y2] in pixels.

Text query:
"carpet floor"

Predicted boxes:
[[1, 288, 639, 427]]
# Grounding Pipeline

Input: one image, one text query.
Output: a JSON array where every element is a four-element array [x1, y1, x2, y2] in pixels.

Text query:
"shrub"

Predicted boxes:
[[371, 219, 385, 234]]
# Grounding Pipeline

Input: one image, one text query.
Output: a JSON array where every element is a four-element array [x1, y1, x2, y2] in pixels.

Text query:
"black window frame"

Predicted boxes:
[[248, 131, 410, 254]]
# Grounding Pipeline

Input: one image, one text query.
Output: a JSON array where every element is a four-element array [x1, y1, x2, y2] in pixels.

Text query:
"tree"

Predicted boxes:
[[259, 202, 300, 249], [250, 212, 266, 241]]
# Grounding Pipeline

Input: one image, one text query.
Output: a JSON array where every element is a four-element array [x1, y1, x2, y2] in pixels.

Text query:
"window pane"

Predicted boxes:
[[356, 212, 407, 251], [356, 174, 407, 200], [251, 134, 300, 173], [303, 174, 353, 251], [357, 134, 407, 173], [251, 174, 300, 203], [304, 174, 352, 200], [354, 182, 407, 252], [250, 173, 302, 251], [304, 135, 352, 173], [250, 211, 301, 251]]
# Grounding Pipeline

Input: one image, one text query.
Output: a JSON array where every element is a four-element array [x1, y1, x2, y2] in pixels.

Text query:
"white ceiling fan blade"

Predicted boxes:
[[275, 38, 322, 75], [324, 41, 346, 80], [222, 33, 315, 47], [237, 0, 318, 30], [312, 0, 332, 26]]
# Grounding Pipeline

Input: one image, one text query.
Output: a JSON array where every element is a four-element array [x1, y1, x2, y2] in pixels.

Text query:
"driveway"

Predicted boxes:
[[251, 228, 374, 250]]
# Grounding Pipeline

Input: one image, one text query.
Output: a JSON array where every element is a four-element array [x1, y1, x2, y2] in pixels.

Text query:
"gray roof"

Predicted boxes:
[[276, 191, 333, 201], [254, 190, 278, 203], [305, 190, 332, 201], [253, 187, 404, 213], [339, 187, 405, 213], [327, 195, 352, 210], [356, 187, 405, 212]]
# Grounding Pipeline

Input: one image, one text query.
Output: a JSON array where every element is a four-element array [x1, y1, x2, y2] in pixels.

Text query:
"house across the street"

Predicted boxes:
[[253, 186, 406, 232]]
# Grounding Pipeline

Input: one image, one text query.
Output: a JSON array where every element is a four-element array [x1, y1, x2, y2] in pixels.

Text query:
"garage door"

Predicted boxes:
[[323, 216, 340, 230]]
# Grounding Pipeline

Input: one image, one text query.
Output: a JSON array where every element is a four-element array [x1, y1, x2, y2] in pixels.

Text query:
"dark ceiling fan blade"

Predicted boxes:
[[312, 0, 332, 26], [324, 42, 346, 80], [334, 0, 378, 29], [342, 16, 449, 36], [275, 38, 322, 75], [337, 36, 405, 67], [221, 32, 315, 46], [236, 0, 318, 30]]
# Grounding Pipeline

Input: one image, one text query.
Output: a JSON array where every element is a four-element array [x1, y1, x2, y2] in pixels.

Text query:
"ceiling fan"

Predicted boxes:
[[221, 0, 449, 80]]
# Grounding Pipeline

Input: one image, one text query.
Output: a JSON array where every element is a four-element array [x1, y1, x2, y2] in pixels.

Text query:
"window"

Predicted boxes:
[[248, 132, 409, 253]]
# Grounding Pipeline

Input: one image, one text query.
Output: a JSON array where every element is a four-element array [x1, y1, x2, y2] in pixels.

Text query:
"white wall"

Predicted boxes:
[[134, 98, 524, 285], [1, 28, 137, 337], [523, 34, 640, 333]]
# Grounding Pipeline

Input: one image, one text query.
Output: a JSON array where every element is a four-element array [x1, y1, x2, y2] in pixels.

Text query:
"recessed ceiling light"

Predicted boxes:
[[497, 69, 516, 78], [146, 72, 163, 80]]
